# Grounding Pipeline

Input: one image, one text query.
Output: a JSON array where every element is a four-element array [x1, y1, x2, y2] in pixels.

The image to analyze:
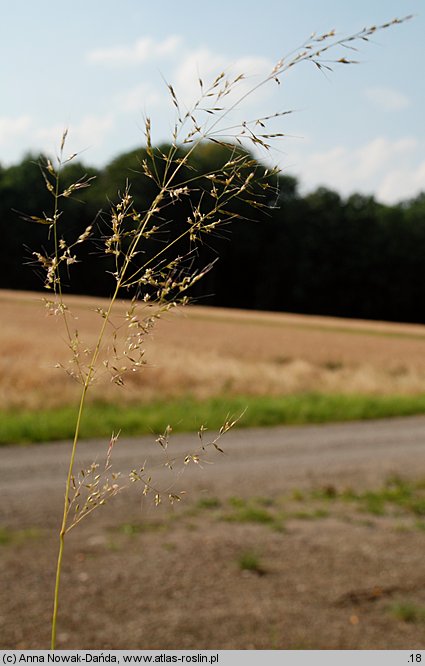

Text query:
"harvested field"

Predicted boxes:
[[2, 289, 425, 410]]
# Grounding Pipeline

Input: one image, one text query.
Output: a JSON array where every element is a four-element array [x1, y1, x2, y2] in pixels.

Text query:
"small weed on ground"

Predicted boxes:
[[209, 476, 425, 535], [0, 526, 41, 546], [237, 550, 266, 575], [303, 476, 425, 521], [196, 497, 222, 510], [222, 497, 285, 532], [119, 521, 167, 535], [390, 601, 425, 624]]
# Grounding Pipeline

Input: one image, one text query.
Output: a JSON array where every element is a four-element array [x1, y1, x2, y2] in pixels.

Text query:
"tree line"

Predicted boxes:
[[1, 143, 425, 324]]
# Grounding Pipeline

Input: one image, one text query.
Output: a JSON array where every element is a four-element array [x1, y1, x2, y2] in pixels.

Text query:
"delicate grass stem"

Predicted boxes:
[[50, 526, 65, 649], [51, 383, 88, 649], [50, 275, 120, 647]]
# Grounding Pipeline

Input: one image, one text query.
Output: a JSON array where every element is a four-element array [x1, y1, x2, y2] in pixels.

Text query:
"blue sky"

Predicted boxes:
[[0, 0, 423, 203]]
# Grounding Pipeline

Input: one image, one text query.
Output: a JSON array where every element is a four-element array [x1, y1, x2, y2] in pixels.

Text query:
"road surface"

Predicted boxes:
[[2, 415, 425, 527]]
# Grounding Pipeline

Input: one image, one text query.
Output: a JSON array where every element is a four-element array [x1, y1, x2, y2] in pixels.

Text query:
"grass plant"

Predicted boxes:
[[389, 601, 425, 624], [22, 16, 410, 648], [0, 526, 41, 546], [196, 496, 222, 510], [289, 475, 425, 522], [225, 505, 276, 525], [224, 497, 284, 530], [237, 550, 265, 575]]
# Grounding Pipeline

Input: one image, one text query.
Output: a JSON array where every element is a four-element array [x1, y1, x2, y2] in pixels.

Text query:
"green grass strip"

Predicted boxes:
[[3, 393, 425, 444]]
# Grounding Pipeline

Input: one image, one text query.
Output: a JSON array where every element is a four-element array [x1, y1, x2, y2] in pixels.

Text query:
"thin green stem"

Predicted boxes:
[[50, 276, 120, 647], [50, 379, 88, 649], [51, 532, 65, 650]]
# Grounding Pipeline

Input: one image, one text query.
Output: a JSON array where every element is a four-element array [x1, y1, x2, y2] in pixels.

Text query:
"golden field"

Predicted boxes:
[[2, 288, 425, 410]]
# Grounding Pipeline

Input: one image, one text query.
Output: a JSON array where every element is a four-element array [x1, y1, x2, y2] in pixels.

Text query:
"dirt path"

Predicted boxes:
[[1, 418, 425, 649]]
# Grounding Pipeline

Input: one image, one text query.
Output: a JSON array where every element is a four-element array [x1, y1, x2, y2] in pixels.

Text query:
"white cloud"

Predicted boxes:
[[353, 137, 417, 180], [0, 116, 32, 144], [377, 161, 425, 203], [293, 136, 423, 204], [115, 83, 161, 113], [174, 48, 273, 109], [364, 86, 410, 112], [87, 35, 181, 65], [89, 36, 276, 146], [71, 114, 115, 148], [35, 114, 115, 156], [87, 34, 277, 140]]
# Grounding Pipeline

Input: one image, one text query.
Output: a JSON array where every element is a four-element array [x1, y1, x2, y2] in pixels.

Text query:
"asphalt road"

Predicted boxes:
[[2, 415, 425, 528]]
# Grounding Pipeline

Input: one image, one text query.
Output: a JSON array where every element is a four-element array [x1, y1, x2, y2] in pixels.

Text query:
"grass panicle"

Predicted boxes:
[[24, 17, 411, 648]]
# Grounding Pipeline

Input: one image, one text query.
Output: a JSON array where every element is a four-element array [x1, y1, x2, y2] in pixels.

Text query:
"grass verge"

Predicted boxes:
[[3, 392, 425, 444]]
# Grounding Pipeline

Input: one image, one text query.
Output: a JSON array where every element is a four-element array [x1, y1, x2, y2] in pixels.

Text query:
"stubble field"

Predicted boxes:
[[3, 288, 425, 414]]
